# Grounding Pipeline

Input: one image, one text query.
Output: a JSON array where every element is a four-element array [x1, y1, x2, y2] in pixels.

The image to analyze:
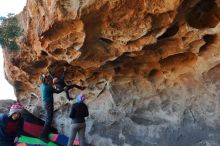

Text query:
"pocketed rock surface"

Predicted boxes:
[[3, 0, 220, 145]]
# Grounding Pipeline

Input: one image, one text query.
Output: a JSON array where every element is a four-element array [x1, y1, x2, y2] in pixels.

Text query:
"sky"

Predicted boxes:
[[0, 0, 27, 100], [0, 0, 27, 17]]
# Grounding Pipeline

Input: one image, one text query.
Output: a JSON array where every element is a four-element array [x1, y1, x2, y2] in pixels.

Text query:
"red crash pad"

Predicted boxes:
[[23, 121, 43, 137]]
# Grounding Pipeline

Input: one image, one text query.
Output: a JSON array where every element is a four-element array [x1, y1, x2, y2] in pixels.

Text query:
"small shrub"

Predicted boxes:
[[0, 16, 23, 51]]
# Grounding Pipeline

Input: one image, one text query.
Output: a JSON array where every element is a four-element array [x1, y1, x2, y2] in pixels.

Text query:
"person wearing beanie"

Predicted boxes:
[[39, 74, 65, 142], [67, 94, 89, 146], [0, 102, 24, 146]]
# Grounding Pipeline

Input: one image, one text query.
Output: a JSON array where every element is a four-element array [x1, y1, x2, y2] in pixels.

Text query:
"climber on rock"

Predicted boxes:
[[67, 94, 89, 146], [48, 67, 86, 101], [39, 74, 65, 142], [0, 102, 24, 146]]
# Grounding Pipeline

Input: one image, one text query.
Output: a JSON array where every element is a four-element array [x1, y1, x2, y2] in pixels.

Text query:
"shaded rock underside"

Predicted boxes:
[[3, 0, 220, 145]]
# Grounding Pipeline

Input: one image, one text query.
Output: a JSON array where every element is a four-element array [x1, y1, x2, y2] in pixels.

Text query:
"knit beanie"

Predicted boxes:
[[8, 102, 24, 117], [75, 94, 86, 103]]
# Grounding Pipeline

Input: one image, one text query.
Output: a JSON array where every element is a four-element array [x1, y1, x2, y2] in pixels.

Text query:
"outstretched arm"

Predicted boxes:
[[49, 70, 55, 79], [66, 84, 85, 91], [60, 71, 65, 81], [58, 67, 66, 86]]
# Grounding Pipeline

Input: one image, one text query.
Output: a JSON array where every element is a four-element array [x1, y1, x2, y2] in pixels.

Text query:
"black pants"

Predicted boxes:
[[65, 84, 84, 100], [65, 90, 71, 101], [56, 85, 71, 101], [40, 102, 53, 139]]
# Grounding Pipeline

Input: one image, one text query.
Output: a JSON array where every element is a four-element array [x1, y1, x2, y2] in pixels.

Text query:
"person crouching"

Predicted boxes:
[[0, 102, 24, 146]]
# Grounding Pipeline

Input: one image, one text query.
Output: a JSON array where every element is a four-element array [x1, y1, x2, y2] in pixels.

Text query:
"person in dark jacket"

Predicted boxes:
[[39, 74, 65, 142], [0, 102, 24, 146], [67, 94, 89, 146], [49, 67, 85, 101]]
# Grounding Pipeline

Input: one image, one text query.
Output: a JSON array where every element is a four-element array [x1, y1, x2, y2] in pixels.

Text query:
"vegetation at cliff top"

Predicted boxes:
[[0, 15, 23, 51]]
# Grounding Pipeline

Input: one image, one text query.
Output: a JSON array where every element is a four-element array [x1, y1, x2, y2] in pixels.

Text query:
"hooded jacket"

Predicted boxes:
[[0, 114, 24, 144]]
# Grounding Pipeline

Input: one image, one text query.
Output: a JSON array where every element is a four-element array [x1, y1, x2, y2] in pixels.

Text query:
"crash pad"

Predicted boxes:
[[17, 143, 44, 146], [22, 109, 57, 136], [18, 135, 58, 146], [49, 134, 68, 146], [49, 134, 92, 146], [23, 121, 43, 137]]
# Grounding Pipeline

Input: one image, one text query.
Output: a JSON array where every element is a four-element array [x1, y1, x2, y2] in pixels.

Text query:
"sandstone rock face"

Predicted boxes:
[[3, 0, 220, 145]]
